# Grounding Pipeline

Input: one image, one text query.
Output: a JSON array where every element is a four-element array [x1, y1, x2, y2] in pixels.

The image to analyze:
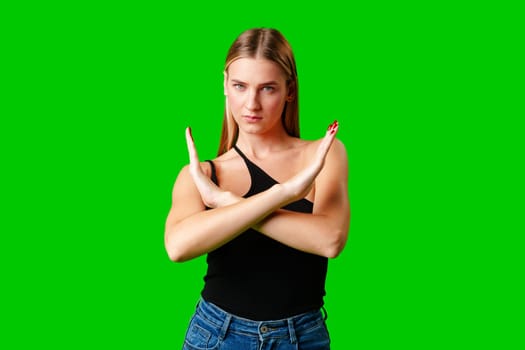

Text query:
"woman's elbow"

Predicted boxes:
[[165, 230, 190, 263], [324, 229, 348, 259], [166, 246, 186, 262], [325, 243, 344, 259]]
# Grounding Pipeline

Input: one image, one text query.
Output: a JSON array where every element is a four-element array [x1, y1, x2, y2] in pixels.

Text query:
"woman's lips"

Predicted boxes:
[[243, 115, 262, 122]]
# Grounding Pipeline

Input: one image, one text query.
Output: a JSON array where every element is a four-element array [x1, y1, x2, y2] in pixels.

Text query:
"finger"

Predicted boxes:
[[185, 127, 200, 167], [326, 120, 339, 137], [318, 120, 339, 156], [320, 120, 339, 145], [331, 120, 339, 135], [185, 127, 213, 190]]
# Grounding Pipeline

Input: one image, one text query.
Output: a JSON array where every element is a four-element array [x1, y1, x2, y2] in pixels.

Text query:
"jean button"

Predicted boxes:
[[260, 325, 268, 333]]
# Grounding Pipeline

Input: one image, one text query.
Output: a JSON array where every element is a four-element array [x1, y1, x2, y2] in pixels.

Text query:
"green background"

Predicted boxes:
[[2, 1, 522, 349]]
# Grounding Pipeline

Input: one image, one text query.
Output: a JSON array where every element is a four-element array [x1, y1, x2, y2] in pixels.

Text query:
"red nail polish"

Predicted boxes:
[[330, 121, 338, 134]]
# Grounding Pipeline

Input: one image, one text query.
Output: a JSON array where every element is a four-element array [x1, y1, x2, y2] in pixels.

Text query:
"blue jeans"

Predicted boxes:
[[182, 298, 330, 350]]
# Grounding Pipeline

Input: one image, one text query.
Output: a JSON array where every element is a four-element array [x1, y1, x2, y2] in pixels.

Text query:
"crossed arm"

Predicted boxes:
[[164, 124, 350, 262]]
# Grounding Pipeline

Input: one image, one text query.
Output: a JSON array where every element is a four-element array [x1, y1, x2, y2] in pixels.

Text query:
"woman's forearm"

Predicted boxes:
[[207, 191, 349, 258], [165, 184, 288, 262], [171, 125, 347, 261], [254, 209, 349, 258]]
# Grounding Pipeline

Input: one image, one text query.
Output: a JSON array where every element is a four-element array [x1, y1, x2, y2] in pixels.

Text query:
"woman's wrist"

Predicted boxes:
[[220, 191, 242, 207]]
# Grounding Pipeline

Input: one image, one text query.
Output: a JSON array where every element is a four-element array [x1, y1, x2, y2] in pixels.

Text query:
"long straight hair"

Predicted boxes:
[[217, 28, 300, 156]]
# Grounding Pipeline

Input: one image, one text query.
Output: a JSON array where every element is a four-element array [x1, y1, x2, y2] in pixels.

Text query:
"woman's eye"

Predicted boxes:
[[233, 84, 245, 90], [262, 86, 275, 92]]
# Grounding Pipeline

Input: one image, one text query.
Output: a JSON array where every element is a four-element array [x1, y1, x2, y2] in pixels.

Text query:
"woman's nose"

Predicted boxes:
[[245, 90, 261, 111]]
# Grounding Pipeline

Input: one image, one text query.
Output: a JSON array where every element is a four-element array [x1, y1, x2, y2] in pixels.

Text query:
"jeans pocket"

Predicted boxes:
[[297, 322, 331, 350], [183, 313, 222, 350]]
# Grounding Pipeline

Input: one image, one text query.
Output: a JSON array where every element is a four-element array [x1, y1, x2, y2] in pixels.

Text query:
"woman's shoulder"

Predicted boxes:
[[210, 148, 238, 164], [302, 136, 347, 158], [203, 148, 243, 177]]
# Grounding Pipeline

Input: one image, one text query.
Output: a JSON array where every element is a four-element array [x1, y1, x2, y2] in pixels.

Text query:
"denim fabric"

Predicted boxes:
[[182, 299, 330, 350]]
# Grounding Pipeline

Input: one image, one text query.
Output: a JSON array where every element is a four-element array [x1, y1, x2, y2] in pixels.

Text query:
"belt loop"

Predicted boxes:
[[219, 313, 232, 341], [287, 318, 297, 344], [322, 306, 328, 321]]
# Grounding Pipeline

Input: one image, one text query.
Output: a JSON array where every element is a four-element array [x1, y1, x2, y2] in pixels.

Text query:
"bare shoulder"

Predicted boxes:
[[205, 148, 239, 172], [172, 160, 213, 195], [304, 137, 348, 164], [171, 164, 194, 196], [213, 148, 238, 162], [181, 153, 233, 181], [201, 148, 250, 193], [329, 138, 348, 162]]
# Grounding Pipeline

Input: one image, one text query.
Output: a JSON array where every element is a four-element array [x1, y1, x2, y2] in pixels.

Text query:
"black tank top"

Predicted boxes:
[[201, 145, 328, 320]]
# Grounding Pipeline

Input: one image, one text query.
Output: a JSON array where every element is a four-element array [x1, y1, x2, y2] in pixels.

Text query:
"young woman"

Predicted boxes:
[[165, 28, 350, 350]]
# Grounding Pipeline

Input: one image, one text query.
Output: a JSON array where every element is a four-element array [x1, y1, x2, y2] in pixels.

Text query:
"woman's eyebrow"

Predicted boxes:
[[230, 79, 279, 86], [259, 81, 279, 86], [230, 79, 246, 84]]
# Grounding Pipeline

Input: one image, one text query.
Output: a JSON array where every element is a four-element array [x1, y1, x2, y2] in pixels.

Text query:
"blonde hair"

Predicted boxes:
[[217, 28, 300, 155]]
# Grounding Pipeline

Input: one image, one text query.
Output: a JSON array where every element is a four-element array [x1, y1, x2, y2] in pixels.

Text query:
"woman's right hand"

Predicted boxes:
[[185, 127, 239, 208], [281, 120, 339, 203]]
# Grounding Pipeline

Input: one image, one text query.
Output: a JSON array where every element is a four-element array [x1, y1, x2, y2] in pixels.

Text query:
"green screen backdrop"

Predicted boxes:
[[2, 1, 522, 349]]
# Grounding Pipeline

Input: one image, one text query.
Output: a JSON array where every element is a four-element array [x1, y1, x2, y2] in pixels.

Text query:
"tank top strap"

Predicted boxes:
[[233, 145, 279, 195], [205, 160, 218, 185], [233, 145, 272, 180], [232, 145, 251, 166], [232, 145, 314, 208]]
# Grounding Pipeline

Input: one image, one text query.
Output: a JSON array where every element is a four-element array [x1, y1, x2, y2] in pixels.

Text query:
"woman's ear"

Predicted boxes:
[[286, 81, 296, 101]]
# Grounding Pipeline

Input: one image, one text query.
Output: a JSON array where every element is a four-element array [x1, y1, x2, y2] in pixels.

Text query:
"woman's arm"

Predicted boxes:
[[164, 125, 338, 262], [195, 139, 350, 258], [177, 123, 349, 259], [165, 169, 289, 262], [254, 139, 350, 258]]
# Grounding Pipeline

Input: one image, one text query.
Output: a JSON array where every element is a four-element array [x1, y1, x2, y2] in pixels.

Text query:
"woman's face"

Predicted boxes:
[[225, 58, 289, 136]]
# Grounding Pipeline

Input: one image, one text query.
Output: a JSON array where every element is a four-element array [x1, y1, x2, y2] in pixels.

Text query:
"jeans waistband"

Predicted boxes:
[[196, 298, 325, 342]]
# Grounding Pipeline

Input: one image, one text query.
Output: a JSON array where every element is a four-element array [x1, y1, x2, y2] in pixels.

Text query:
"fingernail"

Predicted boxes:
[[330, 122, 338, 134], [188, 126, 193, 139]]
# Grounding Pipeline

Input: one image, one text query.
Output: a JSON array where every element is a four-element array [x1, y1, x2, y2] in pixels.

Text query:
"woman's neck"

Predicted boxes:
[[235, 130, 296, 159]]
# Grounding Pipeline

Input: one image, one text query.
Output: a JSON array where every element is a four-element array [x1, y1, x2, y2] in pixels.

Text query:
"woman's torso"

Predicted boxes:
[[201, 138, 328, 320]]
